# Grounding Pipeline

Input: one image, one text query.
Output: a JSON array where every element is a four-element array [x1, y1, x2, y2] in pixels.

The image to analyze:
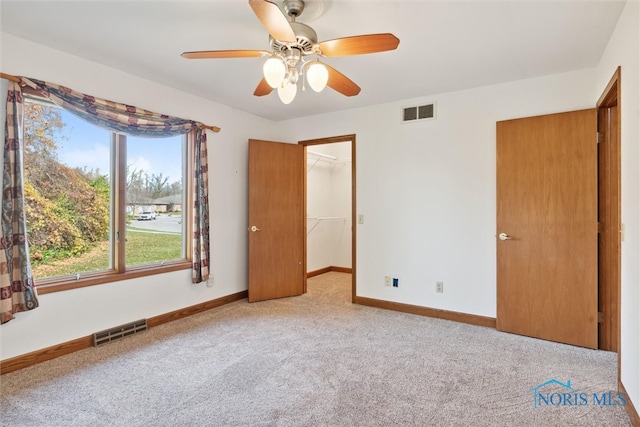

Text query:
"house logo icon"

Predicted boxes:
[[529, 379, 574, 408], [529, 378, 628, 408]]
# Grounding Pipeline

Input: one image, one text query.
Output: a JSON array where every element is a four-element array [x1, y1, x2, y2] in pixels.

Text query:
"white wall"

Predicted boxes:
[[306, 142, 352, 272], [328, 143, 353, 269], [280, 69, 597, 318], [0, 33, 278, 360], [595, 0, 640, 413]]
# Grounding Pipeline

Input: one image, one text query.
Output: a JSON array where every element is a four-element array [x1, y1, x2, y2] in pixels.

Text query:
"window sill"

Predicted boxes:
[[34, 260, 192, 295]]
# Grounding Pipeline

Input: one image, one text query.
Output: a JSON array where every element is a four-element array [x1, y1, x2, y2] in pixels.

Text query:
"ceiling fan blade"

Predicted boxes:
[[317, 33, 400, 57], [181, 50, 271, 59], [325, 64, 361, 97], [249, 0, 297, 43], [254, 78, 274, 96]]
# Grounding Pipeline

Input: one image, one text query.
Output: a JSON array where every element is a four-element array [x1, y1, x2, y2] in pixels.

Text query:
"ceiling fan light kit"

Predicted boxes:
[[306, 61, 329, 92], [263, 56, 286, 88], [181, 0, 400, 104], [277, 80, 298, 104]]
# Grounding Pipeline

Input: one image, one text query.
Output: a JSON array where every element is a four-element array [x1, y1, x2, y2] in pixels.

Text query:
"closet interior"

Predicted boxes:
[[306, 141, 352, 275]]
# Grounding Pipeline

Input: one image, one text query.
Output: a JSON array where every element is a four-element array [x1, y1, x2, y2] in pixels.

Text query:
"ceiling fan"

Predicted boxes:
[[181, 0, 400, 104]]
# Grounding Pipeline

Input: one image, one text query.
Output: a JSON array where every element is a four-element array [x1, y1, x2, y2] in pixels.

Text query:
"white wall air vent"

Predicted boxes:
[[402, 102, 436, 123]]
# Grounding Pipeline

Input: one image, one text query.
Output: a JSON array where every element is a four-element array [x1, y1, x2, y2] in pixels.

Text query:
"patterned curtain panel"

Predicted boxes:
[[22, 78, 198, 137], [192, 128, 210, 283], [1, 82, 39, 324]]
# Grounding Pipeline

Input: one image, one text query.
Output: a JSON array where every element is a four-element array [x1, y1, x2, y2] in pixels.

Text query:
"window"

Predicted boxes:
[[124, 133, 186, 267], [23, 97, 191, 291]]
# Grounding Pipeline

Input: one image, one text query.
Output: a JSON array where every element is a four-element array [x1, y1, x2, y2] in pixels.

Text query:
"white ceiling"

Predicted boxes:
[[0, 0, 626, 121]]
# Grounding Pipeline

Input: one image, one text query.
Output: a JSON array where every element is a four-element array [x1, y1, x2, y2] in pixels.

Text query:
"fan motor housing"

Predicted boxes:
[[270, 21, 317, 55]]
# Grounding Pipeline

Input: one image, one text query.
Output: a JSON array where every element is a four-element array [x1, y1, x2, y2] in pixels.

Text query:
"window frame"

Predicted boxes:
[[23, 93, 194, 295]]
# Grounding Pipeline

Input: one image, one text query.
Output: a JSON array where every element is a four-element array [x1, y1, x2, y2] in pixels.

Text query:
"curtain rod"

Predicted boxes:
[[1, 71, 221, 133], [0, 72, 22, 84], [200, 124, 221, 133]]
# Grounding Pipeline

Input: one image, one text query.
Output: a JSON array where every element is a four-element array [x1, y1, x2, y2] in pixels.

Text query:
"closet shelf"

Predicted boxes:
[[307, 150, 351, 173], [307, 150, 337, 161], [307, 216, 345, 221]]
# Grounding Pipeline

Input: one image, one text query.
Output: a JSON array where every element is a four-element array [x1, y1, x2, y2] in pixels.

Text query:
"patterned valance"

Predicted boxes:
[[22, 78, 209, 137]]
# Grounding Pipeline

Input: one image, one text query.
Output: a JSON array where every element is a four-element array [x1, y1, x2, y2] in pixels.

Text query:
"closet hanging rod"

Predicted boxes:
[[307, 216, 346, 235]]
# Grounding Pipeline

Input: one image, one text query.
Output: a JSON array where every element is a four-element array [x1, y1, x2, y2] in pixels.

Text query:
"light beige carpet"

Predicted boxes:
[[0, 272, 631, 426]]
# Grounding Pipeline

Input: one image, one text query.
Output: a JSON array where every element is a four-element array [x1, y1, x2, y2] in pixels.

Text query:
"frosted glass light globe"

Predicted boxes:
[[277, 81, 297, 104], [307, 62, 328, 92], [263, 57, 286, 88]]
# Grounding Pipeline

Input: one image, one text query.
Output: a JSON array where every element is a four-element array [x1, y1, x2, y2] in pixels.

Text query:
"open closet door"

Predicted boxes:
[[248, 139, 305, 302]]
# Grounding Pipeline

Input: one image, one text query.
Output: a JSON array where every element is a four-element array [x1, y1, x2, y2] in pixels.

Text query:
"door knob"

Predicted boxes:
[[498, 232, 512, 241], [249, 225, 261, 232]]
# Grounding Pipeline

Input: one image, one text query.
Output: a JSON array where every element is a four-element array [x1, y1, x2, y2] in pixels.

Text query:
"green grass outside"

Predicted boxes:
[[32, 228, 183, 279]]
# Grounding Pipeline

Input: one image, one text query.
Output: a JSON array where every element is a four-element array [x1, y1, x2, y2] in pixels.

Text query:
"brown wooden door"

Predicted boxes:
[[496, 109, 598, 349], [248, 139, 305, 302]]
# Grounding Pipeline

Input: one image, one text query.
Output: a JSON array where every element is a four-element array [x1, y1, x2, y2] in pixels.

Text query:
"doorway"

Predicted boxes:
[[495, 67, 621, 355], [299, 135, 356, 302], [596, 67, 621, 359]]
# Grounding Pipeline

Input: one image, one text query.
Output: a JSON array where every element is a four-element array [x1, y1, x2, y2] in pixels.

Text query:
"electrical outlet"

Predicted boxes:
[[384, 276, 391, 287], [436, 281, 444, 293], [393, 278, 399, 287]]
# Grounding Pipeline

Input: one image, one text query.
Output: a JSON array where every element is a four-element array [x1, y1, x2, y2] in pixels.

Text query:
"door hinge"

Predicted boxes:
[[597, 222, 604, 233], [597, 132, 604, 144], [598, 312, 605, 323]]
